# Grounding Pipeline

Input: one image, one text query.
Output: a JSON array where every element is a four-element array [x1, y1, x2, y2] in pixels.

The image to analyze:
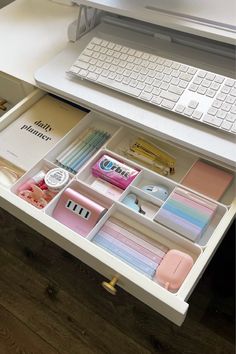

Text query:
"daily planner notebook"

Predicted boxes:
[[0, 96, 86, 171]]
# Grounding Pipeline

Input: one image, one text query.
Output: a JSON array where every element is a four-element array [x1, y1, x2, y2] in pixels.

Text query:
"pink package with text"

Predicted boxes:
[[92, 154, 139, 189]]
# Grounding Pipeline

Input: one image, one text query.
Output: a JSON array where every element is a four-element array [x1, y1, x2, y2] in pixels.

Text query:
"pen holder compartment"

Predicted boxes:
[[89, 204, 202, 293], [45, 179, 114, 237], [106, 126, 198, 182], [45, 112, 121, 174], [154, 186, 228, 247], [11, 159, 73, 210]]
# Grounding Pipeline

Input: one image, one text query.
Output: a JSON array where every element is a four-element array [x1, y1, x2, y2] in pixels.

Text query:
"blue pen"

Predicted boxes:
[[72, 133, 110, 172], [68, 131, 106, 170], [64, 130, 99, 168], [57, 128, 94, 165]]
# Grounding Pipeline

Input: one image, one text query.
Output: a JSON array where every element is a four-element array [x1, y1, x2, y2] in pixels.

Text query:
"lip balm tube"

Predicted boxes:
[[18, 170, 45, 192]]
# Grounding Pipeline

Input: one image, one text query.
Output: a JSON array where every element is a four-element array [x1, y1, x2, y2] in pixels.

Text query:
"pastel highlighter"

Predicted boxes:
[[154, 249, 194, 291]]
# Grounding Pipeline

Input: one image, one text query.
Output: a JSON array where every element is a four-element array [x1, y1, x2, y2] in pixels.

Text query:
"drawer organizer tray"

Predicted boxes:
[[0, 90, 235, 325]]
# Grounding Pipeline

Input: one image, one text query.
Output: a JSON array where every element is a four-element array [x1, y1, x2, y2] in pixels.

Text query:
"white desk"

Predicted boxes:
[[0, 0, 77, 84]]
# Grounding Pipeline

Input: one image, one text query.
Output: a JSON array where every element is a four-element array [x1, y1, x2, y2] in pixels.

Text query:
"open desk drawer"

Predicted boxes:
[[0, 89, 235, 325]]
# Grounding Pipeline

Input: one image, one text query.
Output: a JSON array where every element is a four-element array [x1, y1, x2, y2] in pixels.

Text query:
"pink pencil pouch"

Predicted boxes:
[[92, 154, 139, 190]]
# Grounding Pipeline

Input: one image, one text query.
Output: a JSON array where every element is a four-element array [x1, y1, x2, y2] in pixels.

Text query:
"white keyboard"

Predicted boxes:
[[69, 37, 236, 135]]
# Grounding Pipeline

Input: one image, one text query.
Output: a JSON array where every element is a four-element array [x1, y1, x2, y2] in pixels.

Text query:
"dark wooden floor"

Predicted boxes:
[[0, 208, 235, 354]]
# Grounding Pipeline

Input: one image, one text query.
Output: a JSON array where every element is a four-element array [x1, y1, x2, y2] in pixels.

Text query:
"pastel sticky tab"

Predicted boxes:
[[154, 249, 194, 291], [92, 154, 139, 189], [154, 188, 218, 242]]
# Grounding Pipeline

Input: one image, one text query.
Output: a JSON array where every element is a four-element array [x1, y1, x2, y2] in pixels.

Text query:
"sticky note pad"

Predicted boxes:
[[154, 188, 218, 242], [181, 160, 234, 201]]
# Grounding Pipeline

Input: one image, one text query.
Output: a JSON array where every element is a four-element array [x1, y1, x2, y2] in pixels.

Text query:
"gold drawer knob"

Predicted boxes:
[[0, 98, 7, 111], [102, 275, 119, 295]]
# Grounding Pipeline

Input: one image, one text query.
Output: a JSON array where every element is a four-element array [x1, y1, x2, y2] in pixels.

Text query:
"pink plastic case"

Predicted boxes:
[[52, 188, 107, 237], [154, 249, 194, 291]]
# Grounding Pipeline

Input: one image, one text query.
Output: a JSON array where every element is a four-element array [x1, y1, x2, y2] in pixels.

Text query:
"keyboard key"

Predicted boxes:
[[78, 69, 88, 77], [225, 96, 235, 105], [197, 86, 207, 95], [151, 96, 163, 106], [97, 76, 141, 97], [206, 89, 216, 97], [202, 79, 211, 88], [108, 72, 116, 79], [188, 100, 199, 109], [153, 79, 161, 87], [230, 106, 236, 114], [216, 93, 226, 101], [136, 82, 145, 90], [216, 110, 227, 119], [75, 61, 90, 70], [221, 120, 232, 130], [169, 85, 184, 95], [144, 85, 153, 93], [100, 69, 109, 77], [221, 103, 231, 111], [192, 110, 203, 120], [160, 82, 169, 90], [76, 55, 90, 63], [231, 123, 236, 133], [161, 99, 175, 109], [221, 86, 231, 94], [225, 78, 235, 87], [179, 80, 188, 88], [215, 75, 224, 84], [198, 70, 207, 78], [206, 73, 215, 81], [115, 74, 123, 82], [153, 88, 161, 96], [184, 107, 194, 116], [160, 91, 179, 102], [207, 107, 217, 115], [123, 77, 131, 85], [193, 77, 202, 85], [130, 72, 138, 80], [87, 72, 98, 81], [108, 42, 115, 49], [188, 67, 197, 75], [188, 84, 198, 92], [140, 92, 152, 101], [226, 113, 236, 122], [92, 38, 102, 45], [130, 79, 138, 87], [179, 73, 192, 81], [69, 66, 79, 74], [212, 100, 222, 108], [203, 114, 223, 126], [180, 64, 188, 72], [230, 88, 236, 97], [171, 62, 180, 70], [210, 82, 220, 91], [175, 104, 185, 113], [83, 49, 93, 56]]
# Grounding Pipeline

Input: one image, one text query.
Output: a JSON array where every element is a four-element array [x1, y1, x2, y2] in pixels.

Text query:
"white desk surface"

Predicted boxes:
[[0, 0, 77, 85]]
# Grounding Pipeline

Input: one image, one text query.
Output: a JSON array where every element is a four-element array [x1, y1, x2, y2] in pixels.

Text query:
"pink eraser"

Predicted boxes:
[[91, 154, 139, 190], [154, 249, 194, 291]]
